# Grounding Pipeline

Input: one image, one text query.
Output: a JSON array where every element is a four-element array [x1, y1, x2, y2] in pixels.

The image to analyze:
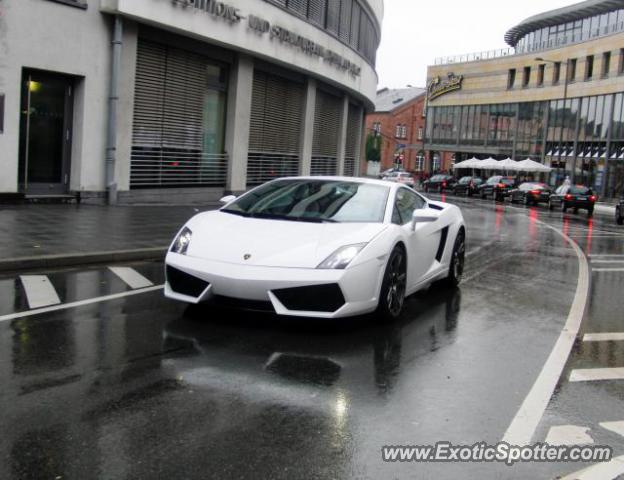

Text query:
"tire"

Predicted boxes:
[[587, 207, 594, 217], [442, 232, 466, 287], [524, 195, 531, 206], [561, 202, 567, 213], [617, 207, 623, 225], [376, 246, 407, 321]]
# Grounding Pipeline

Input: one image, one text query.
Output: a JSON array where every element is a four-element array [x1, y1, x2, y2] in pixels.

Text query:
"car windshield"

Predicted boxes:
[[501, 178, 515, 185], [222, 179, 390, 223], [487, 176, 502, 184], [570, 186, 591, 194], [459, 176, 472, 184]]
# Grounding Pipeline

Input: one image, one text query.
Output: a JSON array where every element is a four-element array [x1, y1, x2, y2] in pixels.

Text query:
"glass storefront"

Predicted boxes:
[[426, 91, 624, 197]]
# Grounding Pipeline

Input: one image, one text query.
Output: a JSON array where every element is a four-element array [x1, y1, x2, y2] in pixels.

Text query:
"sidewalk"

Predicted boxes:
[[0, 204, 218, 272]]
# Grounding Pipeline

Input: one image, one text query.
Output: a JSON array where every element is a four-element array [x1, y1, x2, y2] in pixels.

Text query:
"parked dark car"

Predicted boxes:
[[615, 193, 623, 225], [548, 184, 596, 216], [453, 176, 483, 196], [423, 174, 456, 193], [509, 182, 552, 206], [478, 176, 517, 201]]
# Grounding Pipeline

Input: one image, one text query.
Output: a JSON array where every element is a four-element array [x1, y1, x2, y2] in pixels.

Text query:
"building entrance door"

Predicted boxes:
[[18, 70, 74, 195]]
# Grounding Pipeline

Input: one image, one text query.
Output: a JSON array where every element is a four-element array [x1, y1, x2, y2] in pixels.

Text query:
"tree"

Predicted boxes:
[[366, 133, 382, 162]]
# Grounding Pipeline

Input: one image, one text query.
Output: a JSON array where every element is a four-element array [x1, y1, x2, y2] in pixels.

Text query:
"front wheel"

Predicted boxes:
[[377, 247, 407, 321], [442, 233, 465, 287]]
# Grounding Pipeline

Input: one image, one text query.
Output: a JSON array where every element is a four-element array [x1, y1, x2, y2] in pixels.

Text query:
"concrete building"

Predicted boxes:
[[0, 0, 383, 203], [425, 0, 624, 199]]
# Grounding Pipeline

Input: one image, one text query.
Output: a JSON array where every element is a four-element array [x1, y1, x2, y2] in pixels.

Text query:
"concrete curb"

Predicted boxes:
[[0, 247, 168, 273]]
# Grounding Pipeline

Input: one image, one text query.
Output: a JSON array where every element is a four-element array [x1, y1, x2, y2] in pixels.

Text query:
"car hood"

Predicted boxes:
[[184, 211, 388, 268]]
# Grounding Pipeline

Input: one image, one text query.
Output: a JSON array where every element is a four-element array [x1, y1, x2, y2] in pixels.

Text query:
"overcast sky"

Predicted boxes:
[[376, 0, 576, 89]]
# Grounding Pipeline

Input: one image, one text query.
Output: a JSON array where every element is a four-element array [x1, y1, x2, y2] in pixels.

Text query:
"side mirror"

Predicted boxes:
[[411, 208, 439, 230], [219, 195, 237, 204]]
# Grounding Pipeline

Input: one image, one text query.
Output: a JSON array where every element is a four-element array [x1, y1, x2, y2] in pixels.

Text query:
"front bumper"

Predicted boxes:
[[164, 252, 386, 318]]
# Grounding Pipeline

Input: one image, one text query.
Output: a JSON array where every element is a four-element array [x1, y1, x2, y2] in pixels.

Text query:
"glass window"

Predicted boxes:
[[523, 66, 531, 87], [585, 55, 594, 80], [394, 188, 425, 225], [224, 179, 390, 223], [537, 64, 545, 86], [508, 69, 516, 89], [568, 58, 577, 81], [602, 51, 611, 76], [553, 62, 561, 84]]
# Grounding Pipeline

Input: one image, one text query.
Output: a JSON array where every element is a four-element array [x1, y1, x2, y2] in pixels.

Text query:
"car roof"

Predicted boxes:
[[277, 176, 399, 189]]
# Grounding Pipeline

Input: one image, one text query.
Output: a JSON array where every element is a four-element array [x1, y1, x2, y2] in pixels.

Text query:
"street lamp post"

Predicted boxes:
[[536, 57, 569, 184]]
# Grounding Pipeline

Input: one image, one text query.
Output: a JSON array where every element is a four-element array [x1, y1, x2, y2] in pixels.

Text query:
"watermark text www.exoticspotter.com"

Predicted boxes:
[[381, 442, 613, 466]]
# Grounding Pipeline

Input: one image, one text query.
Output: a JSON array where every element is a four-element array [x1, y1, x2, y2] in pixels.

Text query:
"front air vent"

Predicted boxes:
[[166, 266, 209, 298], [272, 284, 346, 312]]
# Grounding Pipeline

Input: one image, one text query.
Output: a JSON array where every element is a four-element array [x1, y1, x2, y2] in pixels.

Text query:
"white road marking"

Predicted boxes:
[[591, 260, 624, 264], [545, 425, 594, 446], [108, 267, 154, 289], [502, 219, 590, 446], [589, 254, 624, 258], [0, 285, 164, 324], [600, 421, 624, 438], [584, 333, 624, 342], [570, 368, 624, 382], [558, 455, 624, 480], [19, 275, 61, 309], [593, 268, 624, 272]]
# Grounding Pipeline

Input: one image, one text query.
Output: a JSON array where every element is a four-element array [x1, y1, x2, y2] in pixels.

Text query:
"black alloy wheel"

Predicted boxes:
[[443, 233, 465, 287], [377, 247, 407, 321]]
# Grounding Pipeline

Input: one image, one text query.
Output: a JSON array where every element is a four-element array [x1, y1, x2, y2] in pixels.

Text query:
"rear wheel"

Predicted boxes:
[[442, 232, 465, 287], [377, 246, 407, 321]]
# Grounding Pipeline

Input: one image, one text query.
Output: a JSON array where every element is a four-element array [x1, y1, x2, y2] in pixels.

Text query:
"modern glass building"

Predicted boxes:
[[0, 0, 383, 203], [425, 0, 624, 198]]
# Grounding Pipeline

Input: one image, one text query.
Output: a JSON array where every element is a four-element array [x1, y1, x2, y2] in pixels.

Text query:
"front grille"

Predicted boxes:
[[166, 266, 209, 298], [213, 295, 274, 312], [272, 284, 346, 313]]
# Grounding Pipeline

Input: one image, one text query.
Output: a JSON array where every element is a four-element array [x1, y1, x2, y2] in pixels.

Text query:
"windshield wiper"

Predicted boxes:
[[242, 212, 339, 223]]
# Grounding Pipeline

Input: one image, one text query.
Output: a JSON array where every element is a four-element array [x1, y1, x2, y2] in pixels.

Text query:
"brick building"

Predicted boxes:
[[363, 87, 455, 177]]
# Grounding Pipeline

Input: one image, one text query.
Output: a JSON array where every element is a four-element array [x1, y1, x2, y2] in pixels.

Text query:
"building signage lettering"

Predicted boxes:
[[427, 73, 463, 101], [172, 0, 242, 23], [170, 1, 361, 77]]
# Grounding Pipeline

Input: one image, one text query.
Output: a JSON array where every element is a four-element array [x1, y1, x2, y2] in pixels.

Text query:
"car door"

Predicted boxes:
[[392, 188, 441, 289]]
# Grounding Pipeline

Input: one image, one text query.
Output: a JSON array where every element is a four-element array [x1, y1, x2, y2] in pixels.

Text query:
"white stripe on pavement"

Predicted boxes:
[[19, 275, 61, 309], [570, 368, 624, 382], [584, 333, 624, 342], [0, 285, 164, 324], [589, 254, 624, 258], [544, 425, 594, 446], [600, 421, 624, 438], [558, 455, 624, 480], [502, 219, 590, 446], [591, 260, 624, 264], [593, 268, 624, 272], [108, 267, 154, 290]]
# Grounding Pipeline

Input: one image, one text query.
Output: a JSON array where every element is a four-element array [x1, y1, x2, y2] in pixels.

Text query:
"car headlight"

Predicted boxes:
[[171, 227, 192, 255], [317, 243, 367, 270]]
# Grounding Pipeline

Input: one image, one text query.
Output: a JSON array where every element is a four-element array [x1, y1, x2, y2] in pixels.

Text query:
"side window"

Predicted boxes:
[[393, 189, 426, 225]]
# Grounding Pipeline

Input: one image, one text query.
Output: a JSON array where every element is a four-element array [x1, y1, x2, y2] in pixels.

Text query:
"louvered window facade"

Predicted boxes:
[[262, 0, 379, 66], [311, 89, 343, 176], [130, 40, 228, 188], [247, 70, 305, 185], [344, 103, 362, 177]]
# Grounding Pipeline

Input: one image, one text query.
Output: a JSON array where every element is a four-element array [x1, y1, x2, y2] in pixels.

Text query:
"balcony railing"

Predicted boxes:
[[434, 20, 624, 66]]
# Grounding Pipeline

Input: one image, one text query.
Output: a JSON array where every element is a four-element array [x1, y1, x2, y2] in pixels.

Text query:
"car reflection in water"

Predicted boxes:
[[164, 286, 462, 401]]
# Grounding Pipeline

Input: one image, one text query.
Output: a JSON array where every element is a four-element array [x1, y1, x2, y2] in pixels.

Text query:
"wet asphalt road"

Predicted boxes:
[[0, 198, 623, 479]]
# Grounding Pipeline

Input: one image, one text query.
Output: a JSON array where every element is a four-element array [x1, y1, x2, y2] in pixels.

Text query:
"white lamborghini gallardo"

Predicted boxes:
[[165, 177, 465, 320]]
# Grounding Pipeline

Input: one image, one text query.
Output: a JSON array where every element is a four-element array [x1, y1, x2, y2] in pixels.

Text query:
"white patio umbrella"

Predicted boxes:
[[452, 159, 473, 169], [517, 159, 552, 172], [479, 157, 502, 170], [499, 158, 518, 174]]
